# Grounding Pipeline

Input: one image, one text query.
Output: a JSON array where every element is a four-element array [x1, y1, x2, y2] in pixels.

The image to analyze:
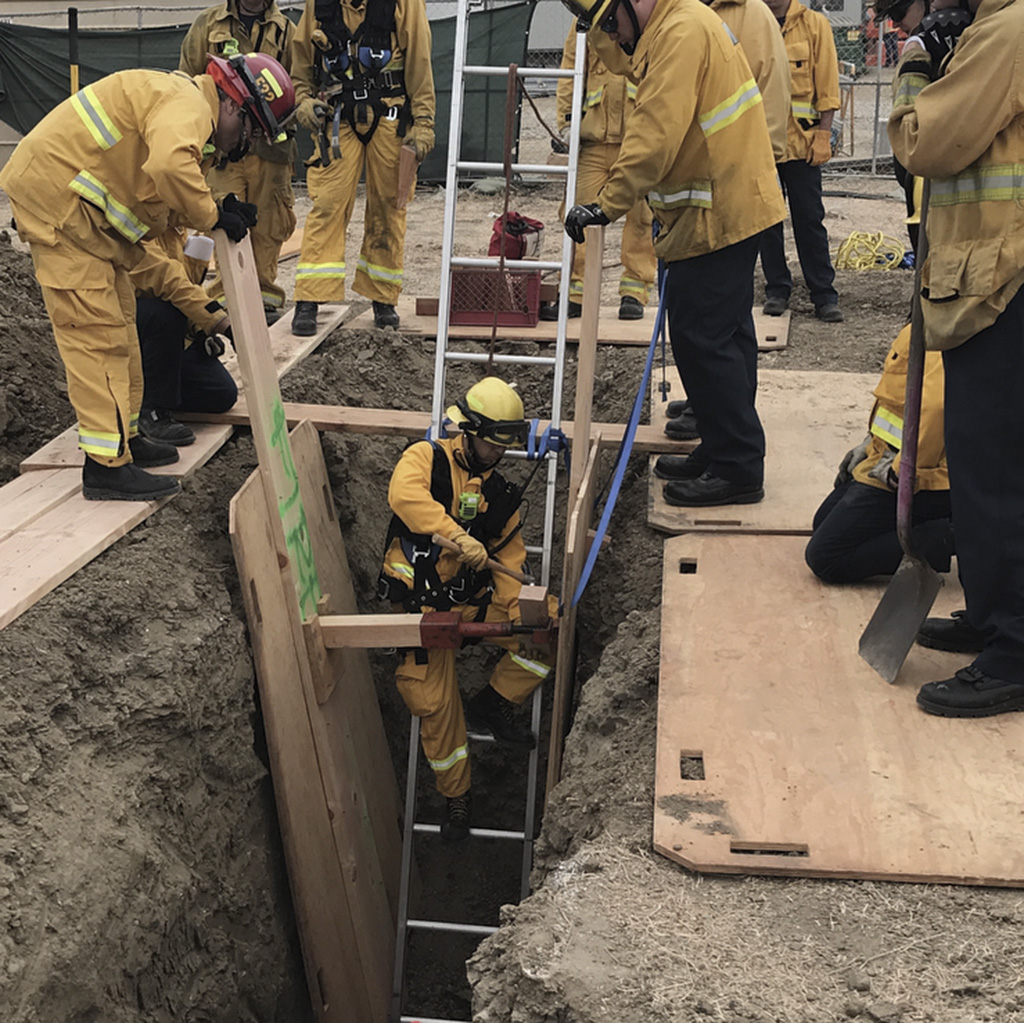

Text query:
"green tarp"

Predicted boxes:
[[0, 2, 536, 184]]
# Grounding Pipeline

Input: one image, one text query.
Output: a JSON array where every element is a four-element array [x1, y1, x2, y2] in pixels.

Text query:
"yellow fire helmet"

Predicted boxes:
[[446, 377, 528, 448]]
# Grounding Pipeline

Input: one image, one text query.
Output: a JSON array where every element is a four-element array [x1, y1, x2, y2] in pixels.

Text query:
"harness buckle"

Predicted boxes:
[[353, 87, 369, 102], [385, 106, 400, 121]]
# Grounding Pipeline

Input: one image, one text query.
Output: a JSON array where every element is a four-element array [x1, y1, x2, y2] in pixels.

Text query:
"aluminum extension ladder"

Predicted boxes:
[[389, 6, 588, 1021]]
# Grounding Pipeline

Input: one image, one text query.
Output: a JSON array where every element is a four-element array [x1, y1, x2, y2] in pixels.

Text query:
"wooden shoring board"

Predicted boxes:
[[230, 470, 376, 1023], [0, 468, 81, 543], [219, 302, 347, 393], [0, 484, 177, 631], [220, 225, 395, 1018], [346, 297, 789, 351], [20, 421, 233, 474], [546, 435, 602, 799], [195, 400, 693, 454], [289, 419, 404, 919], [648, 367, 875, 534], [655, 533, 1024, 885]]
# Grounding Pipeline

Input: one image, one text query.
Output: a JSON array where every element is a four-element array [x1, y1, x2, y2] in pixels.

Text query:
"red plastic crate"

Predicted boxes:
[[448, 268, 541, 327]]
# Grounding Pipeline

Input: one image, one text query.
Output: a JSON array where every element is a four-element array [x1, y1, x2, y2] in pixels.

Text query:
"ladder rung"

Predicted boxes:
[[451, 255, 561, 272], [407, 918, 499, 936], [413, 823, 526, 841], [457, 160, 567, 177], [444, 351, 558, 367], [400, 1017, 471, 1023], [466, 728, 495, 743], [462, 64, 575, 79]]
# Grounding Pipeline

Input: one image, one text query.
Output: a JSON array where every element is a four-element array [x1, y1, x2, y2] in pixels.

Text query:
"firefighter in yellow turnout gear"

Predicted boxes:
[[380, 378, 556, 842], [290, 0, 436, 336], [0, 56, 295, 501], [179, 0, 298, 320], [544, 27, 657, 322]]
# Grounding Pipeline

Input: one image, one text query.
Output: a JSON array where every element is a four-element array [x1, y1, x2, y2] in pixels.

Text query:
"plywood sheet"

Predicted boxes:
[[655, 533, 1024, 885], [20, 421, 233, 473], [348, 297, 788, 350], [648, 367, 875, 534], [0, 469, 81, 542], [0, 487, 176, 630]]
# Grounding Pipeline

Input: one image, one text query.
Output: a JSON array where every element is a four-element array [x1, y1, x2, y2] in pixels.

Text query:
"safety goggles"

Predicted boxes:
[[599, 0, 622, 34], [475, 419, 529, 447]]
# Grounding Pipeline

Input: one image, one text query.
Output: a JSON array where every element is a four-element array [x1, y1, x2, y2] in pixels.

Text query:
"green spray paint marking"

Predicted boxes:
[[270, 397, 321, 618]]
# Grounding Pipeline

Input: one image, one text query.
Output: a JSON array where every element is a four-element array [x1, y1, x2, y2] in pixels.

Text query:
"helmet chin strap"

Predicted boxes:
[[460, 434, 502, 474], [618, 0, 642, 54]]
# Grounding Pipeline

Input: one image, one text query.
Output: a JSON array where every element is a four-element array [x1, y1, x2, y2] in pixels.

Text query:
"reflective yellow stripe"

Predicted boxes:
[[930, 164, 1024, 207], [428, 743, 469, 773], [870, 407, 903, 449], [583, 85, 603, 110], [262, 290, 284, 308], [893, 72, 929, 110], [619, 277, 649, 299], [626, 82, 637, 101], [69, 171, 149, 242], [357, 256, 402, 284], [78, 428, 121, 456], [791, 100, 818, 120], [509, 652, 551, 679], [700, 79, 761, 137], [295, 261, 345, 279], [648, 180, 713, 210], [392, 563, 415, 580], [71, 85, 122, 150]]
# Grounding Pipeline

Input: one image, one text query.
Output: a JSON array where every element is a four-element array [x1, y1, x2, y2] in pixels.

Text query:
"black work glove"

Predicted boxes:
[[917, 8, 972, 74], [214, 193, 258, 242], [564, 202, 610, 244]]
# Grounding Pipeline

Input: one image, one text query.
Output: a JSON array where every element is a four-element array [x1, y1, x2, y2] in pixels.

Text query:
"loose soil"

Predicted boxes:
[[3, 162, 1021, 1023]]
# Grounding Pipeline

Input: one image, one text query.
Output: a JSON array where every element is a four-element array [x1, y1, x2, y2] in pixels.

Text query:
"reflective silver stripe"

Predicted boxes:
[[295, 262, 345, 278], [69, 172, 149, 242], [791, 101, 818, 120], [870, 407, 903, 449], [71, 85, 122, 150], [428, 744, 469, 773], [648, 182, 713, 210], [583, 86, 603, 110], [508, 652, 551, 678], [78, 429, 121, 455], [930, 164, 1024, 206], [892, 72, 928, 109], [701, 80, 761, 137], [357, 256, 402, 283]]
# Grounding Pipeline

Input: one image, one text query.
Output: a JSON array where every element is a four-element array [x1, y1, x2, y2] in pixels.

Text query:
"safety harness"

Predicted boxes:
[[312, 0, 411, 164], [378, 441, 525, 614]]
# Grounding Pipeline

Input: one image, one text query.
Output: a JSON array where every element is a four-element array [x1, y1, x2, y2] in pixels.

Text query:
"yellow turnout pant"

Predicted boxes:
[[295, 115, 411, 305], [568, 141, 656, 302], [395, 599, 555, 798], [205, 153, 296, 310], [14, 199, 142, 466]]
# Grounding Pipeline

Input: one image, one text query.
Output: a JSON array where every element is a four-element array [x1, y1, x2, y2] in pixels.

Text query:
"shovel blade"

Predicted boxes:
[[859, 555, 943, 683]]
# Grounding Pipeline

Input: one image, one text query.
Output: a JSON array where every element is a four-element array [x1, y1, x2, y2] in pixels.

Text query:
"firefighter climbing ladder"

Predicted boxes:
[[390, 7, 588, 1021]]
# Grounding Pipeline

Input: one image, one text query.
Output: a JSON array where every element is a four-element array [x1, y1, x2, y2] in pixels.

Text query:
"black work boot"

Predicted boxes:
[[291, 301, 318, 337], [129, 433, 180, 468], [139, 407, 195, 447], [466, 685, 536, 748], [372, 301, 400, 328], [917, 610, 988, 653], [663, 410, 700, 441], [653, 452, 709, 481], [440, 792, 471, 842], [539, 300, 582, 321], [81, 459, 181, 502], [618, 295, 644, 320], [917, 665, 1024, 718], [665, 399, 691, 418]]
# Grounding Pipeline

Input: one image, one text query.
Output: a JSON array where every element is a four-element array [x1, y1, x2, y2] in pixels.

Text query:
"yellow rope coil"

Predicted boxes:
[[833, 231, 906, 271]]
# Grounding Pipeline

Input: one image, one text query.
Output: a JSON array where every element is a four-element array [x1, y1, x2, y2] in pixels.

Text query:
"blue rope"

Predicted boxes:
[[571, 271, 669, 607]]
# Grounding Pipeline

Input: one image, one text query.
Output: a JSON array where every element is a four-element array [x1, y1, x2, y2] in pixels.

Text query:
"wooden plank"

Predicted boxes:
[[0, 488, 177, 631], [648, 367, 875, 534], [190, 400, 693, 454], [279, 224, 304, 260], [230, 472, 373, 1023], [220, 302, 348, 391], [546, 435, 602, 799], [348, 296, 787, 350], [288, 420, 404, 920], [569, 227, 602, 508], [0, 469, 80, 542], [655, 533, 1024, 885], [319, 613, 425, 649], [517, 585, 551, 627], [20, 421, 234, 474]]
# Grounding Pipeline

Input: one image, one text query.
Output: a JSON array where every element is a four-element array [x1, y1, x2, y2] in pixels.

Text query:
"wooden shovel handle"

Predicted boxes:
[[431, 532, 534, 585]]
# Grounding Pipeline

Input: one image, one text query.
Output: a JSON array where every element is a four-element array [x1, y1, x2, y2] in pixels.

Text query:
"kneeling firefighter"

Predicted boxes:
[[290, 0, 436, 335], [379, 377, 557, 841]]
